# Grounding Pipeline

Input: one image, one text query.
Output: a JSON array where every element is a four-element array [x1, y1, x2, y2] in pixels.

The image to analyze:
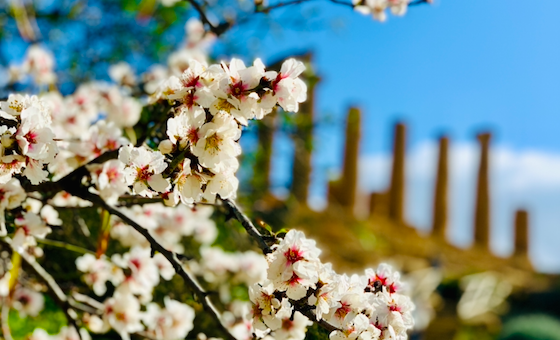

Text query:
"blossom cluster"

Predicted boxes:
[[5, 45, 57, 86], [353, 0, 410, 22], [250, 230, 414, 340], [117, 56, 307, 204], [72, 202, 259, 340], [0, 178, 60, 254], [75, 245, 192, 340], [110, 203, 217, 252], [0, 94, 59, 184]]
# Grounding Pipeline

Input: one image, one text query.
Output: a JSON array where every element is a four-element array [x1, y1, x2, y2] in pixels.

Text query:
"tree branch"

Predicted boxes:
[[67, 189, 237, 340], [22, 149, 119, 196], [36, 238, 95, 255], [185, 0, 230, 36], [61, 180, 339, 335], [0, 117, 18, 129], [1, 298, 13, 340], [219, 198, 341, 333], [327, 0, 354, 8], [408, 0, 430, 6], [256, 0, 315, 12], [1, 239, 83, 340], [220, 198, 273, 254]]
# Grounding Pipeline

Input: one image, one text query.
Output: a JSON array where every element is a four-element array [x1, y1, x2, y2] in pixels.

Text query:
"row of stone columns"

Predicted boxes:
[[328, 108, 530, 258]]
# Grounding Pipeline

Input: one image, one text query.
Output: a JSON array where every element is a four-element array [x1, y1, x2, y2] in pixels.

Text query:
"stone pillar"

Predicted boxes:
[[388, 122, 406, 223], [252, 112, 275, 196], [514, 209, 529, 256], [328, 107, 361, 210], [432, 135, 449, 238], [369, 192, 388, 217], [290, 68, 319, 204], [474, 132, 491, 249]]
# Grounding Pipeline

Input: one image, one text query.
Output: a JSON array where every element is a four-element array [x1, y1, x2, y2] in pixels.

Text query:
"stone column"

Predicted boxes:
[[328, 107, 361, 211], [514, 209, 529, 256], [388, 122, 406, 223], [290, 68, 319, 204], [474, 132, 491, 249], [432, 135, 449, 238]]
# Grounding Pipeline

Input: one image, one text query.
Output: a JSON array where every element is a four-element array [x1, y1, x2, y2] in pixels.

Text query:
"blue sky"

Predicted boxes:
[[256, 0, 560, 153], [250, 0, 560, 272]]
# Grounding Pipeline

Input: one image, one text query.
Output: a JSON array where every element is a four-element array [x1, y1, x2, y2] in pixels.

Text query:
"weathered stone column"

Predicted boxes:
[[290, 67, 319, 204], [432, 135, 449, 238], [328, 107, 361, 211], [252, 112, 275, 196], [514, 209, 529, 256], [474, 132, 491, 249], [388, 122, 406, 223]]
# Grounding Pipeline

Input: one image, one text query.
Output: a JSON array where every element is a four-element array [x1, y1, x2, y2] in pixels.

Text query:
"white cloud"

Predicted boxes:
[[358, 142, 560, 273]]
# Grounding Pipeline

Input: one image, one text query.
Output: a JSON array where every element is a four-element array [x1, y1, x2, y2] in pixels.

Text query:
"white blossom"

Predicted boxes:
[[144, 297, 195, 340], [119, 145, 170, 197]]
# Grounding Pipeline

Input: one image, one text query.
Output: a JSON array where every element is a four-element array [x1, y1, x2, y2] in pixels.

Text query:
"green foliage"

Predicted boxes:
[[8, 295, 67, 339], [499, 314, 560, 340], [305, 322, 330, 340], [454, 325, 498, 340]]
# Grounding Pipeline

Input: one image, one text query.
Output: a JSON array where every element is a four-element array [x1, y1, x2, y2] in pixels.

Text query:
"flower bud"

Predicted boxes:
[[158, 139, 174, 154]]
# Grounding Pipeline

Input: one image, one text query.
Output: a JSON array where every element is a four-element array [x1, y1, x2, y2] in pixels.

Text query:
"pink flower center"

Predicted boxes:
[[335, 302, 352, 320], [284, 246, 304, 265], [282, 318, 294, 330], [136, 165, 153, 182], [184, 92, 195, 108], [287, 273, 302, 286], [24, 131, 38, 145], [187, 127, 200, 145], [106, 167, 120, 182], [182, 75, 200, 88], [130, 258, 142, 270], [229, 81, 246, 98]]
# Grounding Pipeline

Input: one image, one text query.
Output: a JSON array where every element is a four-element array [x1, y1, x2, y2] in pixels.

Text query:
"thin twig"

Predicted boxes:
[[117, 196, 164, 207], [408, 0, 430, 6], [185, 0, 230, 36], [257, 0, 313, 12], [22, 149, 119, 196], [0, 117, 18, 129], [36, 238, 94, 255], [220, 198, 272, 254], [1, 298, 13, 340], [328, 0, 354, 6], [1, 239, 83, 340], [71, 292, 104, 311]]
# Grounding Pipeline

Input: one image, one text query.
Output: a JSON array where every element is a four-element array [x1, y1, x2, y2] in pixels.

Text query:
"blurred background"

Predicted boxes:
[[2, 0, 560, 339]]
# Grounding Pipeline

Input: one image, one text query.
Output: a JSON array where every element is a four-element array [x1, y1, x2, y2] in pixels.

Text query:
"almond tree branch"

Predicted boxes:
[[66, 189, 237, 340], [1, 298, 13, 340], [220, 198, 273, 254], [408, 0, 430, 6], [66, 183, 339, 335], [1, 239, 83, 340], [21, 149, 119, 196], [0, 117, 18, 128], [185, 0, 230, 36], [219, 198, 339, 333], [327, 0, 354, 8], [36, 238, 95, 255], [256, 0, 314, 12]]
